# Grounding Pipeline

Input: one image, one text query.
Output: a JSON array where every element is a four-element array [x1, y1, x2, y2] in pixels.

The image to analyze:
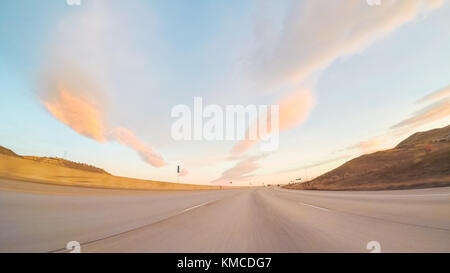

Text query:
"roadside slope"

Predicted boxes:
[[285, 125, 450, 191], [0, 146, 225, 191]]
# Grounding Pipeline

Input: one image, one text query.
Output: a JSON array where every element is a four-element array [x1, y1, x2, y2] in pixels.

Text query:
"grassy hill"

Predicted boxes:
[[0, 146, 21, 158], [23, 156, 110, 175], [285, 125, 450, 191], [1, 146, 109, 175], [0, 146, 226, 191]]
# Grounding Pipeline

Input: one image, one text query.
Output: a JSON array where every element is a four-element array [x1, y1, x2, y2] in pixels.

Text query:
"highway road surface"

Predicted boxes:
[[0, 178, 449, 253]]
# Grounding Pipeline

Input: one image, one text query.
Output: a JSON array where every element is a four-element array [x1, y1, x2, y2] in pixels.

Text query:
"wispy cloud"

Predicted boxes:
[[274, 154, 353, 175], [40, 67, 167, 168], [254, 0, 444, 87], [417, 85, 450, 103], [231, 89, 315, 155], [38, 1, 167, 168], [211, 155, 265, 185], [219, 1, 444, 184], [233, 0, 442, 155], [392, 97, 450, 131], [346, 135, 391, 153], [273, 83, 450, 180], [43, 86, 107, 143], [112, 127, 166, 167], [348, 84, 450, 153]]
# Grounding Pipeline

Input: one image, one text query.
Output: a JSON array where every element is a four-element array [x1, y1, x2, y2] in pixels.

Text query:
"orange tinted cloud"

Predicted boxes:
[[347, 85, 450, 154], [348, 136, 392, 154], [231, 89, 315, 155], [278, 89, 315, 131], [41, 81, 167, 168], [392, 97, 450, 132], [274, 154, 353, 175], [43, 86, 107, 142], [230, 139, 259, 156], [417, 85, 450, 104], [112, 127, 167, 167], [211, 155, 263, 185]]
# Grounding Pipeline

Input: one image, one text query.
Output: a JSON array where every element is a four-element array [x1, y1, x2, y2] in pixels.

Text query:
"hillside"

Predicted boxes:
[[23, 156, 110, 175], [0, 145, 110, 175], [285, 125, 450, 191], [0, 145, 227, 191], [0, 146, 21, 158]]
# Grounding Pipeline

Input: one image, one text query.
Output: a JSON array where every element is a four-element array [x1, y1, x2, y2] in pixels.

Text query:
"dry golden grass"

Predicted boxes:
[[0, 154, 226, 191]]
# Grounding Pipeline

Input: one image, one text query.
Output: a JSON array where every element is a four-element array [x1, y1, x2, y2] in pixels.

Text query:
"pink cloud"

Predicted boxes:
[[211, 155, 264, 185], [231, 89, 315, 155], [43, 87, 107, 143], [418, 85, 450, 103], [41, 70, 167, 168], [111, 128, 167, 167]]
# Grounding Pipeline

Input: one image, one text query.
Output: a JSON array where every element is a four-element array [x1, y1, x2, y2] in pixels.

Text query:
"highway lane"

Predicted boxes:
[[0, 179, 245, 252], [0, 178, 449, 252]]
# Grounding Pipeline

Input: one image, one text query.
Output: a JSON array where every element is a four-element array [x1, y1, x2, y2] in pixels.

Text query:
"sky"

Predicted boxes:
[[1, 0, 449, 186]]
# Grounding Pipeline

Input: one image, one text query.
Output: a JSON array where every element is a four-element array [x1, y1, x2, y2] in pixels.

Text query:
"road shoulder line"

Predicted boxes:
[[299, 202, 329, 211]]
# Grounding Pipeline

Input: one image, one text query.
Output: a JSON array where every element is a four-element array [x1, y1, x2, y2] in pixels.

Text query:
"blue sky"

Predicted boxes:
[[1, 0, 449, 185]]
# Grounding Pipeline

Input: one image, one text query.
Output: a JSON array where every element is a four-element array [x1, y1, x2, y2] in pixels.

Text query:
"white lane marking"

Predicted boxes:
[[300, 202, 329, 211], [182, 201, 211, 212], [275, 187, 450, 198], [388, 193, 450, 198]]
